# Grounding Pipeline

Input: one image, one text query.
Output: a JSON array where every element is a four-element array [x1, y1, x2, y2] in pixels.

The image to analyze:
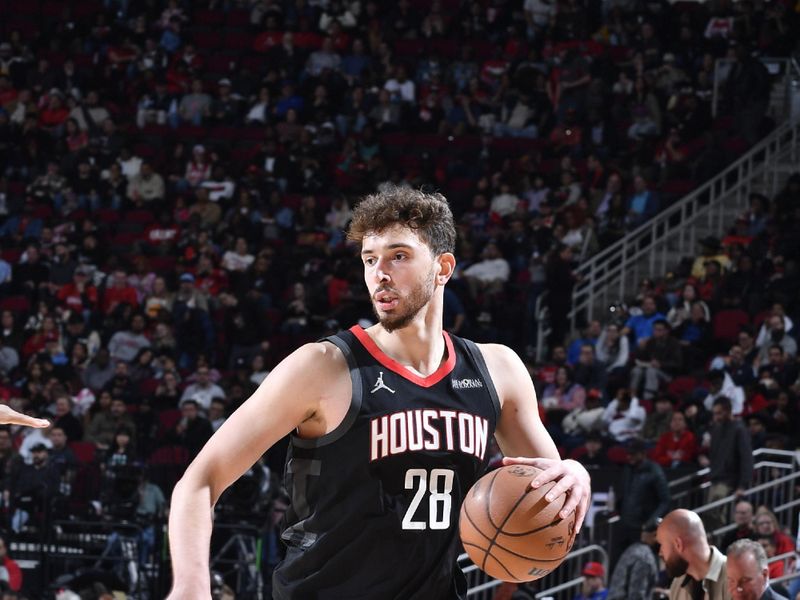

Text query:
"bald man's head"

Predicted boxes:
[[657, 510, 710, 579]]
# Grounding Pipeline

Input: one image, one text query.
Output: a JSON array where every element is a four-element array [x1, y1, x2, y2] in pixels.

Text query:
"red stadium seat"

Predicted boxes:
[[0, 296, 30, 313], [712, 309, 750, 345], [667, 376, 698, 399], [69, 441, 97, 465], [606, 445, 629, 464]]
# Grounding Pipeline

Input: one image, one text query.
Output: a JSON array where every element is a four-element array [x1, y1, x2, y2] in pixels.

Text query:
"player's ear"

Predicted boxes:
[[436, 252, 455, 285]]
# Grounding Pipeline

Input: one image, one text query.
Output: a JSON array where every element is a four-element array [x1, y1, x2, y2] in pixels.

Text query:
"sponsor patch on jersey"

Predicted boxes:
[[451, 378, 483, 389]]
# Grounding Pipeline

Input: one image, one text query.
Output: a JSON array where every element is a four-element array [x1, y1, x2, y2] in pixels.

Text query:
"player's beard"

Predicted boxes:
[[373, 269, 436, 333], [664, 554, 689, 579]]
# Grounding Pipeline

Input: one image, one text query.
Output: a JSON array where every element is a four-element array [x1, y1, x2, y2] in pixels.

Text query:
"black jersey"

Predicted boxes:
[[272, 326, 501, 600]]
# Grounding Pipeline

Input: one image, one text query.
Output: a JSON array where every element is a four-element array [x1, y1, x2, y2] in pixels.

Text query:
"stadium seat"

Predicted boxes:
[[712, 309, 750, 345], [69, 441, 97, 465], [606, 445, 629, 464], [0, 296, 30, 313]]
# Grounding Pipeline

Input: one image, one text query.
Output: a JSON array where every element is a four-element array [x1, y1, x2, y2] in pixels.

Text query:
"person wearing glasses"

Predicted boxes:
[[726, 539, 788, 600]]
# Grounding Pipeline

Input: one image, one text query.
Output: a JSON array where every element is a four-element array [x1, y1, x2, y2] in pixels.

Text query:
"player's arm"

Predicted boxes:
[[0, 405, 50, 428], [480, 344, 591, 533], [167, 342, 349, 599]]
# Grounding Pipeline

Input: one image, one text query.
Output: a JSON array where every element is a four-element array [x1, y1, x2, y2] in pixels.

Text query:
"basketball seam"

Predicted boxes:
[[483, 476, 535, 570], [480, 469, 504, 573]]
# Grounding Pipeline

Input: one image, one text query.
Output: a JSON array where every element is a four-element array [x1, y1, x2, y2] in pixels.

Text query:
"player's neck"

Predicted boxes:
[[369, 312, 446, 378]]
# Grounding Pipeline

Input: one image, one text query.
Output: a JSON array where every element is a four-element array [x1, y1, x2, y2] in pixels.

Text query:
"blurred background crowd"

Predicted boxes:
[[0, 0, 798, 597]]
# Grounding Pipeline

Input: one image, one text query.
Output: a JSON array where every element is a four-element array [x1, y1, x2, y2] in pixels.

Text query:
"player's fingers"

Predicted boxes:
[[573, 494, 589, 534], [12, 414, 51, 428], [542, 475, 575, 503], [530, 463, 565, 488], [559, 491, 581, 520]]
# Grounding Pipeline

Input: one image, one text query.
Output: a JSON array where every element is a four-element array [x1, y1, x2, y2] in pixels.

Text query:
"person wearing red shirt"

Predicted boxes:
[[101, 269, 139, 315], [0, 535, 22, 591], [57, 267, 98, 314], [651, 410, 698, 469]]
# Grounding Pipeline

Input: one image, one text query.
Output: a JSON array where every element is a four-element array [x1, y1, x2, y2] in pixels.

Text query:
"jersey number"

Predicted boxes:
[[401, 468, 454, 530]]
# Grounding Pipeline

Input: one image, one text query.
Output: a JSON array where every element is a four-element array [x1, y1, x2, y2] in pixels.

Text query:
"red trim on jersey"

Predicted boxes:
[[349, 325, 456, 388]]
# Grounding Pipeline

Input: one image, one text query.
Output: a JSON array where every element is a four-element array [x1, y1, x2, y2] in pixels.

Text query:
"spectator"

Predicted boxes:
[[603, 389, 647, 443], [691, 237, 731, 280], [101, 270, 139, 315], [607, 519, 659, 600], [629, 319, 683, 400], [616, 438, 670, 553], [623, 296, 666, 348], [126, 162, 165, 205], [698, 396, 753, 532], [756, 316, 797, 363], [546, 244, 579, 347], [178, 79, 211, 125], [703, 370, 746, 417], [108, 313, 151, 364], [86, 397, 135, 451], [626, 175, 658, 230], [657, 509, 728, 600], [542, 366, 586, 412], [562, 388, 605, 441], [5, 443, 61, 533], [753, 510, 794, 557], [83, 347, 115, 392], [0, 535, 22, 592], [641, 395, 674, 444], [52, 395, 83, 442], [461, 241, 510, 302], [574, 431, 608, 468], [726, 539, 787, 600], [208, 398, 227, 432], [720, 500, 757, 552], [572, 344, 607, 393], [179, 366, 225, 412], [651, 410, 698, 470], [166, 399, 212, 458], [574, 562, 608, 600], [667, 284, 710, 331]]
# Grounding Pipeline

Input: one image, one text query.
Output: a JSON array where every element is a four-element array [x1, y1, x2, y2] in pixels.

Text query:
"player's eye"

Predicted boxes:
[[364, 257, 376, 266]]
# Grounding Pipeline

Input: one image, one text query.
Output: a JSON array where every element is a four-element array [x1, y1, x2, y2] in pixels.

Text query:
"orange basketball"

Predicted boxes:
[[459, 464, 576, 582]]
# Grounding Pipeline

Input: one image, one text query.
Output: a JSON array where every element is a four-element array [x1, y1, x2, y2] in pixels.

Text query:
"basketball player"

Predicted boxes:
[[0, 405, 49, 428], [167, 189, 592, 599]]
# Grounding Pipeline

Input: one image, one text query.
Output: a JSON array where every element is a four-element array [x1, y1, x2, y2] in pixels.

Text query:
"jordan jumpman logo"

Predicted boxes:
[[371, 371, 395, 394]]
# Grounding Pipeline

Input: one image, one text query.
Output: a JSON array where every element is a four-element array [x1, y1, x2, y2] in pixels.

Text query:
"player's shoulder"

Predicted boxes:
[[287, 340, 349, 373], [473, 342, 526, 369]]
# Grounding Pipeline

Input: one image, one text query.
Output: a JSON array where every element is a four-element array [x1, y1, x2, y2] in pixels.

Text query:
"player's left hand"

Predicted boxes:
[[501, 456, 591, 534], [0, 404, 50, 428]]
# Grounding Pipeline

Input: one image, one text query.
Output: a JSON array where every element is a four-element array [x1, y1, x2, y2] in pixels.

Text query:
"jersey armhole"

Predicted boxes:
[[461, 338, 502, 425], [291, 333, 363, 449]]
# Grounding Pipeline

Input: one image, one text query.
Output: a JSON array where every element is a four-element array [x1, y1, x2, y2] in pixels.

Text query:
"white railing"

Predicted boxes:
[[463, 544, 609, 600], [567, 118, 800, 330]]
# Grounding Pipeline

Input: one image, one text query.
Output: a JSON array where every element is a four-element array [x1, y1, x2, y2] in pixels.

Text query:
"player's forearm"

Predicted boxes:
[[168, 474, 215, 596]]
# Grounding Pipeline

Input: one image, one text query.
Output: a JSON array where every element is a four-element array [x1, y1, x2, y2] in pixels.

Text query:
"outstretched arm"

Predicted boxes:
[[0, 405, 50, 428], [480, 344, 592, 534], [167, 342, 349, 599]]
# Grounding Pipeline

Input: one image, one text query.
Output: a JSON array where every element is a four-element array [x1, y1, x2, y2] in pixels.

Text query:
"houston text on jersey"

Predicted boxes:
[[370, 409, 489, 461]]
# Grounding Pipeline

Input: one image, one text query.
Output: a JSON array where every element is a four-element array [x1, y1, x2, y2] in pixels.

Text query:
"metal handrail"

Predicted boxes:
[[667, 448, 799, 491], [463, 544, 609, 598], [694, 471, 800, 514], [566, 119, 799, 330]]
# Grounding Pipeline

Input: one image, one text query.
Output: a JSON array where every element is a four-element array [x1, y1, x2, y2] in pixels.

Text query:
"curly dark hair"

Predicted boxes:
[[347, 187, 456, 256]]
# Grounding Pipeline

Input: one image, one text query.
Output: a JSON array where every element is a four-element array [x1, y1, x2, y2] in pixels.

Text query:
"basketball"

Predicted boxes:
[[459, 464, 576, 582]]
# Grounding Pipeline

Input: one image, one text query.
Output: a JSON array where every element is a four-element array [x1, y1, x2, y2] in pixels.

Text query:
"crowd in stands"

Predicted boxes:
[[0, 0, 798, 597]]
